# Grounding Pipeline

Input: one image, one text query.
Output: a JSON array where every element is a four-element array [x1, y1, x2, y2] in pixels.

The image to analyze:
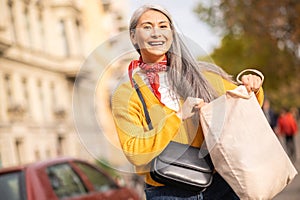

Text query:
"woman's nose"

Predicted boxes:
[[151, 28, 162, 38]]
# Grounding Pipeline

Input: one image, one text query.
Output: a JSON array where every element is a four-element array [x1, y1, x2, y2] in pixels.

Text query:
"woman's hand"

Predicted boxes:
[[241, 74, 263, 93], [177, 97, 207, 120]]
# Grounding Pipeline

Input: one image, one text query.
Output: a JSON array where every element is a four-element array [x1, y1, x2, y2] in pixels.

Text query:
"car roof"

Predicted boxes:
[[0, 165, 26, 174], [0, 157, 87, 174]]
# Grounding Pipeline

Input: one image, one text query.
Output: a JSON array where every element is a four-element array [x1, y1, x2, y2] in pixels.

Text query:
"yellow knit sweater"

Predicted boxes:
[[111, 70, 264, 186]]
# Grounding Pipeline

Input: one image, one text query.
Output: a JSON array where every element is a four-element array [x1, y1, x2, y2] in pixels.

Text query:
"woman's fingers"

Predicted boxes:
[[194, 100, 207, 109], [241, 74, 262, 93]]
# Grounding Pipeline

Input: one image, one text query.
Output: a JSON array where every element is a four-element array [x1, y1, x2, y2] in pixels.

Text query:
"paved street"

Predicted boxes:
[[273, 131, 300, 200]]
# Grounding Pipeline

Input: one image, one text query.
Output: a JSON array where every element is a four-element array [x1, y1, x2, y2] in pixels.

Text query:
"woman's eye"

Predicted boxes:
[[143, 26, 152, 30]]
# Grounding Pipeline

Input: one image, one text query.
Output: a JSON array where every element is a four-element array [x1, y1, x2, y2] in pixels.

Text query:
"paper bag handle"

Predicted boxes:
[[236, 69, 264, 85], [226, 85, 253, 99]]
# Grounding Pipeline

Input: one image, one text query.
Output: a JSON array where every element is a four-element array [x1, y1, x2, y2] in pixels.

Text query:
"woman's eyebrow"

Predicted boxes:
[[158, 21, 170, 25], [140, 21, 152, 26]]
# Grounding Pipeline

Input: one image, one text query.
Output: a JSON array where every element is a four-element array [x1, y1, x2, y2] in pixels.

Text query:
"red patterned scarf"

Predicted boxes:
[[128, 55, 168, 100]]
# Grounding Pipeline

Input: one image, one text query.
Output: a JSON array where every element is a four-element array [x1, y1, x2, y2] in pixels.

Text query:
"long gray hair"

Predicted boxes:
[[129, 4, 231, 102]]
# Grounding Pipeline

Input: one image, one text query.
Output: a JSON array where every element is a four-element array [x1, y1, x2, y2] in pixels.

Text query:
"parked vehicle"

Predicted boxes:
[[0, 157, 139, 200]]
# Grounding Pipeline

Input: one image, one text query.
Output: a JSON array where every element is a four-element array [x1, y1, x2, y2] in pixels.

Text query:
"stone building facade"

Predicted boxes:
[[0, 0, 129, 168]]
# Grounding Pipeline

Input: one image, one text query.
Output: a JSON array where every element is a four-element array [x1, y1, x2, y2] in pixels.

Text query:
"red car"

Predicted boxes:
[[0, 157, 139, 200]]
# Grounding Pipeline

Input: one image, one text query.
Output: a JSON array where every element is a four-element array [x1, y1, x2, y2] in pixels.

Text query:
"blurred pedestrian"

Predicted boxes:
[[262, 99, 277, 130], [290, 107, 299, 123], [277, 107, 298, 162]]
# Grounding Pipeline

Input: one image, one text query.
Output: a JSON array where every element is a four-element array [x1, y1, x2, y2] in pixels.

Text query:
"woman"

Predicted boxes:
[[112, 4, 264, 199]]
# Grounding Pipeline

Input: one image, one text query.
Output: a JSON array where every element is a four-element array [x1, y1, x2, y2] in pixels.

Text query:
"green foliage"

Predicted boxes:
[[209, 34, 299, 111], [195, 0, 300, 111], [94, 158, 119, 178]]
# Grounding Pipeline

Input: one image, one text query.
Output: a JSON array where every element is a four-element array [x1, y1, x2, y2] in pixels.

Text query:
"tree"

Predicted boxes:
[[195, 0, 300, 58], [195, 0, 300, 110]]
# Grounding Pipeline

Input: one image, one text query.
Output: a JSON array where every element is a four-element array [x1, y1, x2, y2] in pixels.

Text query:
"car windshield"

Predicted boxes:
[[0, 171, 26, 200]]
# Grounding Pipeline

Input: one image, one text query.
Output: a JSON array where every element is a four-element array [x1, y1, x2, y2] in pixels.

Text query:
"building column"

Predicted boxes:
[[0, 0, 7, 30], [43, 6, 52, 55], [0, 135, 17, 167], [53, 79, 68, 119], [42, 80, 53, 122], [28, 3, 40, 51], [11, 73, 23, 107], [28, 77, 42, 123]]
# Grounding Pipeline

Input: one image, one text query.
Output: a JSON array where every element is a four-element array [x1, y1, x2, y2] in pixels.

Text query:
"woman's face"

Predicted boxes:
[[131, 10, 173, 63]]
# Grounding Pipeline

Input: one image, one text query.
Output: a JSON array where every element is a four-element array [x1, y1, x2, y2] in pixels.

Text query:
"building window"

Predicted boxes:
[[50, 82, 57, 116], [5, 74, 25, 121], [50, 82, 56, 113], [75, 19, 83, 55], [15, 138, 23, 165], [37, 80, 45, 121], [101, 0, 111, 12], [37, 12, 45, 51], [22, 77, 30, 115], [24, 7, 32, 48], [7, 0, 17, 43], [36, 0, 45, 51], [4, 74, 12, 108], [57, 135, 64, 156], [58, 20, 70, 56]]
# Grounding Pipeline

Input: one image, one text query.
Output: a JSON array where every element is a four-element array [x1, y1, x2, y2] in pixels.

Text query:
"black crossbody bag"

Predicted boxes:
[[132, 79, 214, 192]]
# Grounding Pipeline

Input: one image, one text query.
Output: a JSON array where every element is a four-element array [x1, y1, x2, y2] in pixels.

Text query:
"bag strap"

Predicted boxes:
[[132, 78, 153, 130]]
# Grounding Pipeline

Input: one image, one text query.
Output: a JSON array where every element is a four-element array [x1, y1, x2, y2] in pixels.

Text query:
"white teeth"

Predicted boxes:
[[149, 41, 164, 46]]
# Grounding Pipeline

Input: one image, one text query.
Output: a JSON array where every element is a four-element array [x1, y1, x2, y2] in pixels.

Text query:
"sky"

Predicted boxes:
[[127, 0, 221, 55]]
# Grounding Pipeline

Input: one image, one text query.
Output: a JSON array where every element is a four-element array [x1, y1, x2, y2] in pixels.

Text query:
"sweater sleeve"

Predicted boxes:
[[111, 83, 181, 167]]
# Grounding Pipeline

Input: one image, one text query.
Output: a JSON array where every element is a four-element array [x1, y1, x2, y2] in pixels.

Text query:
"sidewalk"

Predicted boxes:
[[273, 132, 300, 200]]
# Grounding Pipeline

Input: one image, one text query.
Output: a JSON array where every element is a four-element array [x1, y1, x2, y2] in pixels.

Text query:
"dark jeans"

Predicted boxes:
[[144, 173, 239, 200], [285, 135, 296, 162]]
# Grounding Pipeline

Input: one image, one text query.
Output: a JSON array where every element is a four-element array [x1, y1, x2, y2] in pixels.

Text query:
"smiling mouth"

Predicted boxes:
[[148, 41, 165, 46]]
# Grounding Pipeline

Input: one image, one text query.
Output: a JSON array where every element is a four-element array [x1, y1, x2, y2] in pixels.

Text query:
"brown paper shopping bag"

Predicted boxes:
[[200, 85, 297, 200]]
